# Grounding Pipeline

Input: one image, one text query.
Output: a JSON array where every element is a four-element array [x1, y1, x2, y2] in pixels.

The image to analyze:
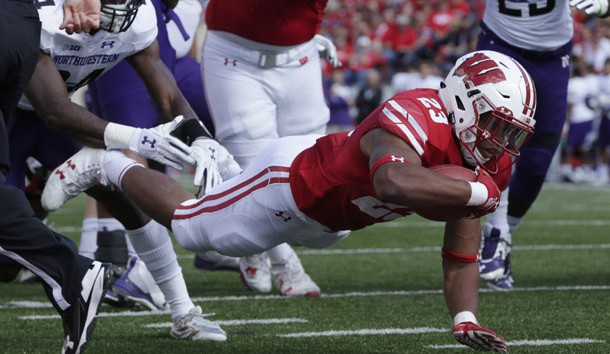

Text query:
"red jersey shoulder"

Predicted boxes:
[[376, 89, 454, 159]]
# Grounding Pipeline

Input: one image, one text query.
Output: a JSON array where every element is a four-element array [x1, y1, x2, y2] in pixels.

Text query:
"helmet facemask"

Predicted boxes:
[[99, 0, 145, 34], [439, 51, 537, 173], [458, 97, 534, 173]]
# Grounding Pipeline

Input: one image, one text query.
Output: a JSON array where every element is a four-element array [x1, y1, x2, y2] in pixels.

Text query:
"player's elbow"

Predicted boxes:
[[35, 100, 67, 131], [373, 169, 412, 204], [40, 110, 63, 130]]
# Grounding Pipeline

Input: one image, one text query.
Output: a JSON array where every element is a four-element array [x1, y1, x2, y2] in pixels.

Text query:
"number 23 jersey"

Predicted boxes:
[[289, 88, 465, 231], [18, 0, 157, 110]]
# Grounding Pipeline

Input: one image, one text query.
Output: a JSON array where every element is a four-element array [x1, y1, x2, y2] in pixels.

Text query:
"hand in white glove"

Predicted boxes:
[[314, 34, 341, 68], [191, 138, 242, 197], [104, 116, 195, 171], [570, 0, 609, 16]]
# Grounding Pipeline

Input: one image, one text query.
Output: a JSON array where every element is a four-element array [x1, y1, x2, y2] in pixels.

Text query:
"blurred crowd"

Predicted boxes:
[[320, 0, 610, 185]]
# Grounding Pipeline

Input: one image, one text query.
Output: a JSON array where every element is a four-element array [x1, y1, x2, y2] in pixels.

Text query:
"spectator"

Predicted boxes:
[[355, 68, 384, 124]]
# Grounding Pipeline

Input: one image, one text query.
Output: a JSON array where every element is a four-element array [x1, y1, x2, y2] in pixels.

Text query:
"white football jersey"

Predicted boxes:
[[19, 0, 157, 110], [483, 0, 573, 51], [167, 0, 202, 59], [567, 74, 599, 124]]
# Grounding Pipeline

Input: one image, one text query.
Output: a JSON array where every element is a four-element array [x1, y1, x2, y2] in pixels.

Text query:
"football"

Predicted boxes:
[[413, 164, 476, 221]]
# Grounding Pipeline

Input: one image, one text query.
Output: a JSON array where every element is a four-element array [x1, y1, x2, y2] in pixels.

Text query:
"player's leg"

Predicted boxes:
[[202, 31, 280, 166], [0, 182, 114, 354], [201, 31, 279, 292], [85, 48, 184, 311], [264, 38, 330, 297], [594, 114, 610, 184], [476, 29, 571, 289]]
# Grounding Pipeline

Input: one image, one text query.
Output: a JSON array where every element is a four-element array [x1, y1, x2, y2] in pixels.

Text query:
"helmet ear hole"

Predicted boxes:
[[455, 96, 465, 111]]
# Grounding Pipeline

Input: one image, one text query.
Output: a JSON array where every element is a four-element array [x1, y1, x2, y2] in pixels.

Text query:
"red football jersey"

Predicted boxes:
[[205, 0, 327, 46], [289, 89, 466, 231]]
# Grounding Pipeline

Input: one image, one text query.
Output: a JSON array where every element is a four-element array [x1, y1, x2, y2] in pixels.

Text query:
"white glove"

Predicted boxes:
[[191, 138, 242, 196], [314, 34, 341, 68], [570, 0, 609, 16], [104, 116, 195, 171]]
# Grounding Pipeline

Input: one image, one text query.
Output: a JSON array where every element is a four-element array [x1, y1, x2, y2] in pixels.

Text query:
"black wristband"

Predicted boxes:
[[179, 118, 212, 145]]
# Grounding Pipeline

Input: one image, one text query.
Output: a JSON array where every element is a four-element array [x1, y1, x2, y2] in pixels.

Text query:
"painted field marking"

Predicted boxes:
[[145, 318, 309, 328], [9, 285, 610, 312], [52, 219, 610, 235], [426, 338, 605, 349], [277, 327, 446, 338], [373, 219, 610, 228], [296, 243, 610, 256], [173, 243, 610, 259]]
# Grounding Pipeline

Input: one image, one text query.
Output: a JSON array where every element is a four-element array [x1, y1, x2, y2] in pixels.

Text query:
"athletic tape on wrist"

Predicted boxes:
[[104, 122, 138, 150], [179, 118, 212, 146], [441, 247, 480, 263], [466, 181, 488, 206], [369, 155, 408, 181]]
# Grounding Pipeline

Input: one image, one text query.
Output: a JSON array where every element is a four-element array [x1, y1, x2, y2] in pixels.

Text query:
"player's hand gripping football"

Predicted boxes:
[[104, 116, 195, 171], [314, 34, 341, 68], [191, 138, 241, 197], [453, 322, 507, 352], [470, 167, 501, 218], [570, 0, 609, 16]]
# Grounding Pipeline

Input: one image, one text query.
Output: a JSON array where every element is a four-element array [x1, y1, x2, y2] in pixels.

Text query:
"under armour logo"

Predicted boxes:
[[101, 41, 115, 49], [275, 211, 292, 222], [141, 136, 156, 148], [391, 155, 405, 163], [299, 57, 308, 65], [208, 147, 216, 160], [223, 58, 237, 66], [561, 54, 570, 69], [55, 159, 76, 180]]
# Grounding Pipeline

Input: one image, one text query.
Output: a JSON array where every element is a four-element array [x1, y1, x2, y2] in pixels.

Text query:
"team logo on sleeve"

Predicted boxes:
[[453, 52, 506, 88]]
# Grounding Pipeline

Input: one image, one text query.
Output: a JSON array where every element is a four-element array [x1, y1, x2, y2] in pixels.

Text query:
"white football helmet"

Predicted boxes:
[[100, 0, 144, 33], [439, 50, 536, 172]]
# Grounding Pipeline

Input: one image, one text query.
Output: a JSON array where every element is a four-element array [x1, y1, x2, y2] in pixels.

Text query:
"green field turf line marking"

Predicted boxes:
[[277, 327, 446, 338], [173, 243, 610, 259], [426, 338, 605, 349], [144, 318, 309, 328], [9, 285, 610, 312], [375, 219, 610, 228], [50, 219, 610, 235], [296, 243, 610, 255]]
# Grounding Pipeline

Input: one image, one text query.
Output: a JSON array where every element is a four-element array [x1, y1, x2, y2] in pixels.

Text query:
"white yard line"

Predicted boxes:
[[145, 318, 309, 328], [278, 327, 446, 338], [52, 219, 610, 235], [173, 243, 610, 259], [426, 338, 605, 349], [6, 284, 610, 311]]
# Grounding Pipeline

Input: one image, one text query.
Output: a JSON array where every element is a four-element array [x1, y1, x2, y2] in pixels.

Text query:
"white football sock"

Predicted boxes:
[[484, 187, 510, 238], [79, 217, 97, 259], [265, 243, 294, 265], [102, 151, 143, 190], [126, 220, 195, 320], [507, 215, 522, 236], [98, 217, 123, 232]]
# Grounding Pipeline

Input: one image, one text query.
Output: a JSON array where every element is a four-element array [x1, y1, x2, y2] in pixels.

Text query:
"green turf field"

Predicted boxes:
[[1, 182, 609, 353]]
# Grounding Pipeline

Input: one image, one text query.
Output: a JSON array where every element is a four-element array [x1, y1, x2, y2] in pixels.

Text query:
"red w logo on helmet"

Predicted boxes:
[[453, 52, 506, 89]]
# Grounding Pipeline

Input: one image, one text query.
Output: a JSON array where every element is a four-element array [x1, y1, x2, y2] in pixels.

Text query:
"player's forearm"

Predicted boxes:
[[40, 101, 108, 148], [375, 165, 472, 208]]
